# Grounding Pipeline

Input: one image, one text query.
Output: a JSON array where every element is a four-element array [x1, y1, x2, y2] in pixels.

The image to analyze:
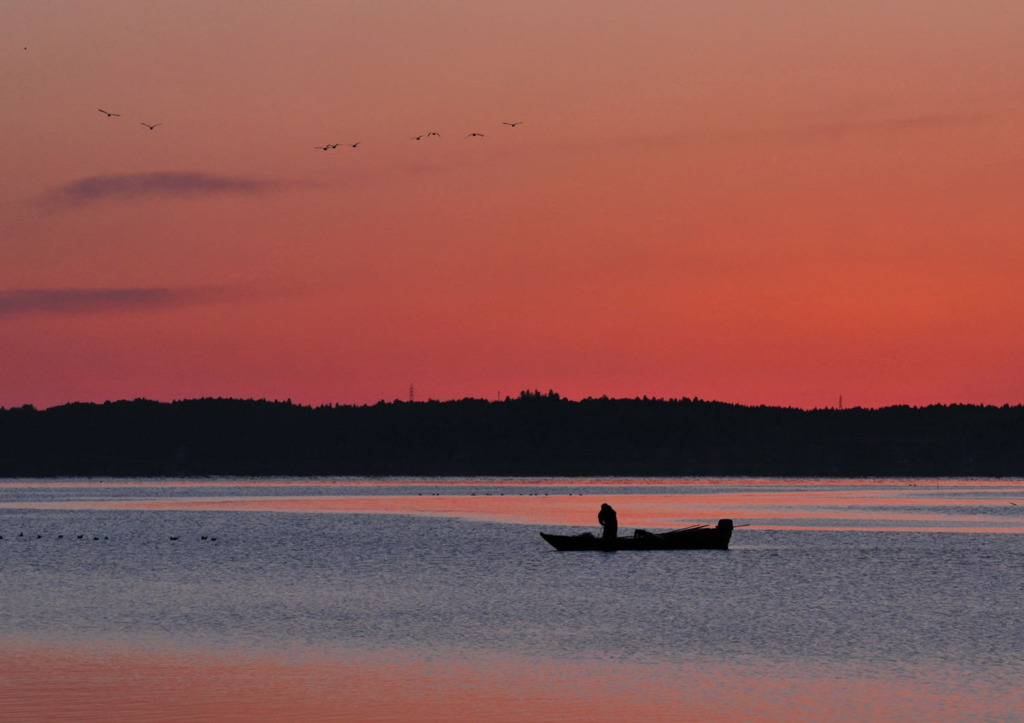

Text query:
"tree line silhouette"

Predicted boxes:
[[2, 392, 1023, 477]]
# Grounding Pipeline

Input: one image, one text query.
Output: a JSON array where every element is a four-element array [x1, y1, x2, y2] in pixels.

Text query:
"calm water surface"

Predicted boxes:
[[1, 478, 1022, 721]]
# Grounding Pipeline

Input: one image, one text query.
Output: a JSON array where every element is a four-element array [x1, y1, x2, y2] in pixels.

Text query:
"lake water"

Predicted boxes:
[[1, 478, 1022, 721]]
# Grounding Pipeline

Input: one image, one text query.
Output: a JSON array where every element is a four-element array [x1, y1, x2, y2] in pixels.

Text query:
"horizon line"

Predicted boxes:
[[5, 393, 1022, 414]]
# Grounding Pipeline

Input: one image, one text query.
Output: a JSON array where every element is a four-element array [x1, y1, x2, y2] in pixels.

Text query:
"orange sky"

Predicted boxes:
[[3, 1, 1023, 410]]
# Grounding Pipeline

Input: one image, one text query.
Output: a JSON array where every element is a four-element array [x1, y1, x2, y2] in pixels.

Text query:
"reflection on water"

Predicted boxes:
[[1, 477, 1022, 721], [2, 477, 1022, 533], [3, 638, 1019, 722]]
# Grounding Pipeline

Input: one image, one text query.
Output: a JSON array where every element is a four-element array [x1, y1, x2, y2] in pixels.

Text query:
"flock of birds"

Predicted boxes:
[[98, 108, 162, 130], [309, 120, 525, 150], [1, 531, 218, 541], [97, 106, 524, 148]]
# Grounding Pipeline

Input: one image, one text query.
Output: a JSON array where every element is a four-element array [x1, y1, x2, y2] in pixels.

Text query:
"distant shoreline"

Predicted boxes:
[[2, 393, 1023, 478]]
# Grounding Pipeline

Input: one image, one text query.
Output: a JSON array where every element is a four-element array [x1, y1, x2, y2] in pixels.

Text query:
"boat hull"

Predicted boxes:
[[540, 519, 733, 551]]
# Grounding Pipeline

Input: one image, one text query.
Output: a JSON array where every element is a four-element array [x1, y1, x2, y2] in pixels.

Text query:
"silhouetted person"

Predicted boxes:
[[598, 503, 617, 539]]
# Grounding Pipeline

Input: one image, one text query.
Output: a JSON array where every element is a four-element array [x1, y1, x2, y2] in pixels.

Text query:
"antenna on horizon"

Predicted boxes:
[[409, 383, 415, 403], [839, 394, 843, 410]]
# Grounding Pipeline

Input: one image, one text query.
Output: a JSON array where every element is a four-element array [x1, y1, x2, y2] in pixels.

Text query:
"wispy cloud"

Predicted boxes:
[[800, 113, 982, 139], [0, 286, 241, 317], [42, 171, 282, 207], [572, 112, 984, 153]]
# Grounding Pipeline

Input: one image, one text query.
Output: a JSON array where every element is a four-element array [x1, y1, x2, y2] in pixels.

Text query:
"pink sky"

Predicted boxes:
[[3, 1, 1023, 410]]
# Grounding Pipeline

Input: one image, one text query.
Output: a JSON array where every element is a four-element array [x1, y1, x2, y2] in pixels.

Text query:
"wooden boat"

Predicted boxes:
[[540, 519, 734, 551]]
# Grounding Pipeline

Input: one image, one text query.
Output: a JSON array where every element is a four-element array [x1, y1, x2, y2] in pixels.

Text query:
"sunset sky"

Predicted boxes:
[[3, 1, 1023, 410]]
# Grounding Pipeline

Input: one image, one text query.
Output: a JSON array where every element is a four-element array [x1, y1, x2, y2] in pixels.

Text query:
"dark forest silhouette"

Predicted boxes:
[[2, 392, 1023, 477]]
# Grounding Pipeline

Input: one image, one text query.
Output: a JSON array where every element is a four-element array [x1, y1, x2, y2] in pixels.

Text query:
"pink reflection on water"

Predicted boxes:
[[5, 489, 1023, 534], [2, 479, 1022, 534], [2, 637, 1019, 722]]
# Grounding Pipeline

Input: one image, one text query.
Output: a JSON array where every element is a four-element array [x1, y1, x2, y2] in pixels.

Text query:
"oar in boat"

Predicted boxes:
[[664, 524, 710, 534], [666, 522, 752, 534]]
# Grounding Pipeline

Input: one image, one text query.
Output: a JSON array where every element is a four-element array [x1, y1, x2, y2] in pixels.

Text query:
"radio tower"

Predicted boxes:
[[409, 383, 415, 403]]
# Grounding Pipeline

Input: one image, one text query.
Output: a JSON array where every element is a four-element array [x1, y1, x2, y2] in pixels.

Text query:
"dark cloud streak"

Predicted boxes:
[[0, 286, 239, 317], [43, 171, 281, 207]]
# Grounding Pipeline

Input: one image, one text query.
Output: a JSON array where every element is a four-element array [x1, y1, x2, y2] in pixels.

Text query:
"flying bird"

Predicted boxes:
[[465, 132, 485, 138], [502, 121, 523, 127], [314, 144, 335, 150], [141, 122, 162, 130], [98, 109, 120, 117], [411, 135, 425, 141], [427, 131, 441, 137], [347, 142, 360, 148]]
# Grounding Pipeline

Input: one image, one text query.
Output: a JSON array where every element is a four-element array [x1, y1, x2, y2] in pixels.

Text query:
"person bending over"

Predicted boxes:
[[598, 503, 618, 539]]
